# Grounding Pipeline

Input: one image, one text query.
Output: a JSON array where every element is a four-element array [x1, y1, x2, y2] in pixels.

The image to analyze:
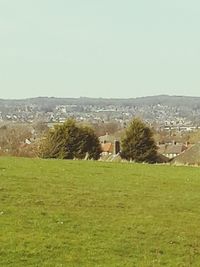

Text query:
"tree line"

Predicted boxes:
[[38, 118, 158, 163], [3, 118, 188, 163]]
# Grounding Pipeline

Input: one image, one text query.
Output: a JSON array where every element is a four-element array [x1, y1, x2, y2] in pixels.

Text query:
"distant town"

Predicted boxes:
[[1, 95, 200, 132]]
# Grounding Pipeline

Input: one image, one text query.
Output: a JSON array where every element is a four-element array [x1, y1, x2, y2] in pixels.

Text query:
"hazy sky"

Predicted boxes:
[[0, 0, 200, 99]]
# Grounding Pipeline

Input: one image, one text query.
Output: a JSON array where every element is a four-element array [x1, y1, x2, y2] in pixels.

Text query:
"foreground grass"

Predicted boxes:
[[1, 157, 200, 266]]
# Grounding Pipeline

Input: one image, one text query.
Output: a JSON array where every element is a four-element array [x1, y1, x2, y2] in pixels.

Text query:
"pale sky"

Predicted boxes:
[[0, 0, 200, 99]]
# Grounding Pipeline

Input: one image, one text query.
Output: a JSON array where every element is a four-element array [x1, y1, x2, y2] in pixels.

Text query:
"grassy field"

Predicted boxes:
[[1, 157, 200, 266]]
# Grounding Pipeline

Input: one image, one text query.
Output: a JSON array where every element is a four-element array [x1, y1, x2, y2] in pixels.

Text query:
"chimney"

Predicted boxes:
[[114, 140, 120, 155]]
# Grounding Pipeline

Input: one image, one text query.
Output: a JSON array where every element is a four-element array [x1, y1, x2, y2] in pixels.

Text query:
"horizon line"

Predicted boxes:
[[1, 94, 200, 101]]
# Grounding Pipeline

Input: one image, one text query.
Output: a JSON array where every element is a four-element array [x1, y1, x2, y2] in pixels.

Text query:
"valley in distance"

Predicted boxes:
[[1, 95, 200, 266]]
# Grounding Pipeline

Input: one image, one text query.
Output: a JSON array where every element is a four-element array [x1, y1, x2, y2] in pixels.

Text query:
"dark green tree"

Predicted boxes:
[[121, 118, 157, 163], [39, 119, 101, 160]]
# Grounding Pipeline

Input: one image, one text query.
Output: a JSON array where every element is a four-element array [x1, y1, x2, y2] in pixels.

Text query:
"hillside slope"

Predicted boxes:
[[1, 157, 200, 266]]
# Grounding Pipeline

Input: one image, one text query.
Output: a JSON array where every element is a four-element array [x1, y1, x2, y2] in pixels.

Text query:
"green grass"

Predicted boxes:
[[1, 157, 200, 266]]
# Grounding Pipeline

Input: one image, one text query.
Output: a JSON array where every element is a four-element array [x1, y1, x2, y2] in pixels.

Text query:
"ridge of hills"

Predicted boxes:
[[1, 95, 200, 124], [1, 95, 200, 108]]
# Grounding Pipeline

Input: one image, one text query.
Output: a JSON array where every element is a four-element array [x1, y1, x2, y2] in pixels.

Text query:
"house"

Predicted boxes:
[[157, 143, 188, 159], [101, 142, 113, 155], [171, 143, 200, 165], [99, 133, 116, 144], [99, 133, 120, 155]]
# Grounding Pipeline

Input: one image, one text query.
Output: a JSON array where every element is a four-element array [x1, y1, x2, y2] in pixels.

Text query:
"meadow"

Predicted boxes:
[[1, 157, 200, 266]]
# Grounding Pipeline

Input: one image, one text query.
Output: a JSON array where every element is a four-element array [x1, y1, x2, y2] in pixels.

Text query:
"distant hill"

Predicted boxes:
[[1, 95, 200, 108]]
